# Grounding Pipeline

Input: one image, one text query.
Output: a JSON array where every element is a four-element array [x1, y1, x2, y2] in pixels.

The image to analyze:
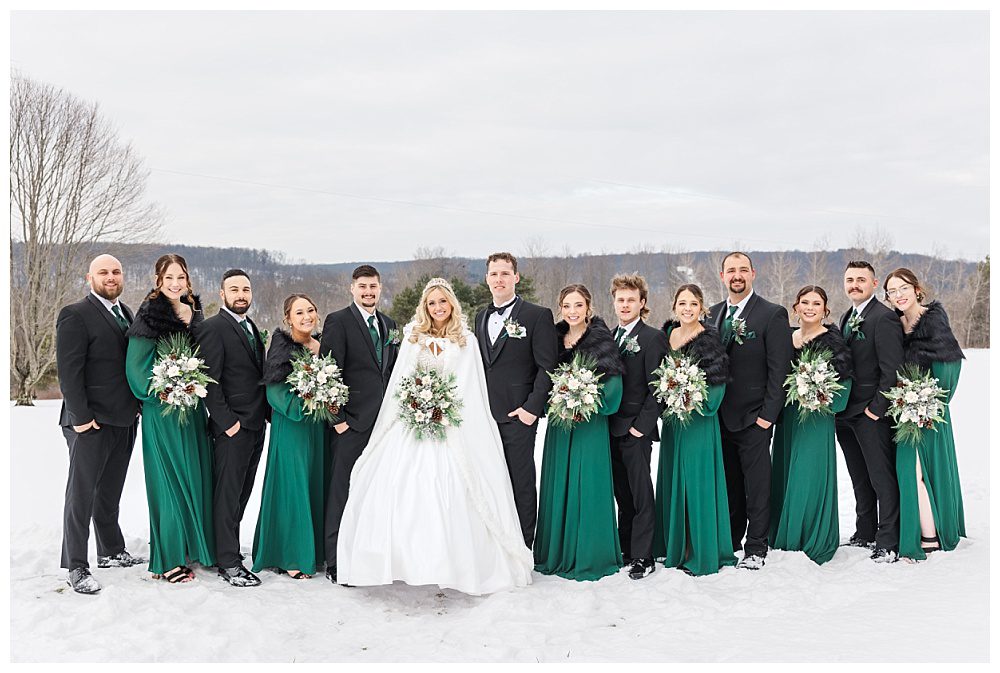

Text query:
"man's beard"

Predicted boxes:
[[91, 280, 123, 301], [226, 298, 251, 315], [728, 280, 747, 294]]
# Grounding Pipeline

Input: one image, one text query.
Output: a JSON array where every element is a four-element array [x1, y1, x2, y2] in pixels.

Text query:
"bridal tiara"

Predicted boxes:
[[424, 277, 454, 293]]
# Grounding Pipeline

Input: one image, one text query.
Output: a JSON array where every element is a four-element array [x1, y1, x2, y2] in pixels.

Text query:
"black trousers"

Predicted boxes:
[[610, 432, 655, 561], [720, 422, 773, 557], [497, 420, 539, 549], [324, 424, 375, 566], [61, 422, 138, 570], [835, 414, 900, 551], [213, 426, 266, 569]]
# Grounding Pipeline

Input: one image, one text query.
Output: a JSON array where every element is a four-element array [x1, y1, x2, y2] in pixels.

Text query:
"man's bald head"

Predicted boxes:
[[87, 254, 125, 301]]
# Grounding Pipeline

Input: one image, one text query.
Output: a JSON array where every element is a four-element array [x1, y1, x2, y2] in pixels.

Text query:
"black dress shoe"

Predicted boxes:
[[325, 567, 338, 584], [97, 550, 147, 568], [628, 558, 655, 580], [218, 564, 262, 587], [67, 567, 102, 594], [871, 547, 898, 564], [844, 534, 876, 549]]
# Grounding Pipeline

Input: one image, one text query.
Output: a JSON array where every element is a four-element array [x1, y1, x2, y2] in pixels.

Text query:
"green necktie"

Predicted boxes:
[[722, 305, 739, 344], [111, 304, 129, 332], [614, 326, 625, 347], [241, 319, 256, 348], [846, 307, 859, 342], [368, 314, 383, 366]]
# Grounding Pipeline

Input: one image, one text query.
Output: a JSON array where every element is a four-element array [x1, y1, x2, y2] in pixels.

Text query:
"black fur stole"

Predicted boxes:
[[903, 301, 965, 368], [800, 325, 854, 379], [555, 316, 625, 378], [262, 328, 321, 385], [661, 321, 729, 385], [126, 291, 203, 340]]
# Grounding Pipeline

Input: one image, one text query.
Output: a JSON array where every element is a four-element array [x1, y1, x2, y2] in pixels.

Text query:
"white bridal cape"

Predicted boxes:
[[336, 324, 534, 594]]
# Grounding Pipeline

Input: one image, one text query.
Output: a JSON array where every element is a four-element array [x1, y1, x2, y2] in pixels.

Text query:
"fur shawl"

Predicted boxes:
[[555, 316, 625, 378], [799, 325, 854, 380], [903, 301, 965, 368], [262, 328, 321, 385], [126, 291, 203, 340], [661, 321, 729, 385]]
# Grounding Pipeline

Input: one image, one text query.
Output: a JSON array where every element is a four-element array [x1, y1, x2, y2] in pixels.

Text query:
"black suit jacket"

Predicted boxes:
[[319, 304, 399, 433], [836, 298, 904, 419], [709, 292, 793, 432], [56, 295, 140, 428], [609, 319, 668, 439], [194, 310, 269, 437], [475, 297, 558, 423]]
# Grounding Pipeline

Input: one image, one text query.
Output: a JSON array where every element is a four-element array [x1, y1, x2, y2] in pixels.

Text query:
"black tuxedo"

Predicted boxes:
[[708, 292, 793, 557], [320, 304, 399, 567], [475, 297, 558, 547], [56, 294, 140, 570], [608, 319, 667, 561], [194, 309, 270, 569], [835, 298, 904, 550]]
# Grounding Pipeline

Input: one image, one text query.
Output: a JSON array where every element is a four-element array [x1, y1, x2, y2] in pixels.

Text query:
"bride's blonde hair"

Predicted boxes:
[[409, 278, 468, 346]]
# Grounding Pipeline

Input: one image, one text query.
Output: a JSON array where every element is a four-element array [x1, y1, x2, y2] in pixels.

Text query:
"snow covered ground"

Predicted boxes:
[[9, 350, 990, 662]]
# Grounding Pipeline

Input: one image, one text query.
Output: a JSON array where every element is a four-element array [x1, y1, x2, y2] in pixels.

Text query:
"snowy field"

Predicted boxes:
[[9, 350, 990, 662]]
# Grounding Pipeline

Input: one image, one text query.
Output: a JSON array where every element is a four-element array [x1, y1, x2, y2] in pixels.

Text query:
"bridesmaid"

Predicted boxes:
[[655, 284, 736, 576], [884, 268, 966, 559], [534, 284, 625, 581], [125, 254, 214, 583], [769, 286, 853, 565], [251, 294, 328, 579]]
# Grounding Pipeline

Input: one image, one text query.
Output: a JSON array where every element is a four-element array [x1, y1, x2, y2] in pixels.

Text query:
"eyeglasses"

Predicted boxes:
[[885, 284, 912, 298]]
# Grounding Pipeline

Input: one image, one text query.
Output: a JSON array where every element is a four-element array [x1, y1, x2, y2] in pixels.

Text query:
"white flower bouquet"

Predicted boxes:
[[882, 364, 948, 444], [650, 353, 709, 426], [395, 365, 463, 440], [783, 346, 846, 418], [286, 350, 351, 423], [546, 353, 604, 430], [150, 333, 216, 425]]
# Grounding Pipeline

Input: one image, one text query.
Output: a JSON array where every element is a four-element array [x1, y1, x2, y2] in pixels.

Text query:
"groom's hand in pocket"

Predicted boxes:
[[508, 408, 537, 426], [334, 421, 350, 435]]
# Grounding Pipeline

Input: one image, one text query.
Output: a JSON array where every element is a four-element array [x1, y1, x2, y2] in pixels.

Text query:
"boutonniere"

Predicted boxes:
[[258, 329, 270, 347], [731, 317, 756, 345], [384, 328, 402, 347], [621, 335, 641, 356], [503, 317, 527, 339], [846, 312, 866, 341]]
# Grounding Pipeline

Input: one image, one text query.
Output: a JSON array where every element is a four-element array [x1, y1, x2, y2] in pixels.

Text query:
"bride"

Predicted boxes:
[[336, 278, 534, 594]]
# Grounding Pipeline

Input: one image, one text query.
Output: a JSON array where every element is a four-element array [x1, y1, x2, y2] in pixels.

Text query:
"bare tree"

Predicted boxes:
[[10, 73, 162, 404]]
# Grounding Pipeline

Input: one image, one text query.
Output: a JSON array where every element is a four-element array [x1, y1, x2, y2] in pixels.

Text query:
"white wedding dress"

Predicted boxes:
[[336, 324, 534, 594]]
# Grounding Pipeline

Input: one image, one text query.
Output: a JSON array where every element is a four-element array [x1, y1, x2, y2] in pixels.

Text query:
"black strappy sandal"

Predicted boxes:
[[921, 536, 941, 553], [162, 566, 194, 583]]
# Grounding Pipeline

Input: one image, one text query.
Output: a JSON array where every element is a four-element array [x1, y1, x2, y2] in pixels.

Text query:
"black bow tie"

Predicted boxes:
[[487, 298, 517, 317]]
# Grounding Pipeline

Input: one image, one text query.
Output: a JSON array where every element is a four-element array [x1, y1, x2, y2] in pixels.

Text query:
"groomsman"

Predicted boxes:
[[196, 269, 269, 587], [608, 273, 667, 580], [709, 252, 793, 570], [475, 252, 558, 548], [57, 254, 143, 594], [321, 265, 399, 583], [835, 260, 904, 563]]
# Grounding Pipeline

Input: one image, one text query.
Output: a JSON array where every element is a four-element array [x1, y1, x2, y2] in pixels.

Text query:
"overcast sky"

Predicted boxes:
[[10, 10, 989, 264]]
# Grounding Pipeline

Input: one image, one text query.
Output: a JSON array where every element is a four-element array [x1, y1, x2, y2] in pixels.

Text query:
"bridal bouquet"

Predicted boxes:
[[650, 353, 709, 426], [882, 364, 948, 444], [150, 333, 216, 425], [286, 350, 351, 423], [546, 353, 604, 430], [783, 346, 845, 418], [395, 365, 463, 440]]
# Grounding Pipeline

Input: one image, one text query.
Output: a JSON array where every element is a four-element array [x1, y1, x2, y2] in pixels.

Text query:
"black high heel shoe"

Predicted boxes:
[[920, 535, 940, 553]]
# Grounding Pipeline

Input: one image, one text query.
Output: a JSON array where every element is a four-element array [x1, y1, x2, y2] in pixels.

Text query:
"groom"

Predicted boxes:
[[475, 252, 557, 548], [321, 264, 399, 583]]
